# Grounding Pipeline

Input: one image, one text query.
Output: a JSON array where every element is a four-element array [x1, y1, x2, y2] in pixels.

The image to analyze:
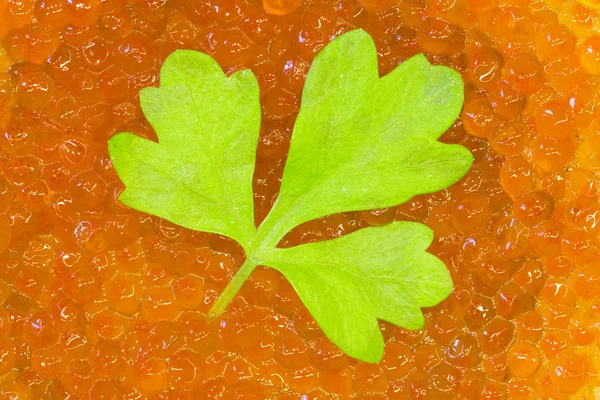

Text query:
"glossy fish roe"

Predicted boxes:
[[0, 0, 600, 398]]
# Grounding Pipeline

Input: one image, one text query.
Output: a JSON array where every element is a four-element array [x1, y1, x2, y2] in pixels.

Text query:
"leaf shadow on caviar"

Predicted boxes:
[[108, 29, 473, 363]]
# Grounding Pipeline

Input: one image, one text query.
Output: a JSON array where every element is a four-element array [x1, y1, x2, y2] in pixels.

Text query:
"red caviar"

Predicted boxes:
[[0, 0, 599, 398]]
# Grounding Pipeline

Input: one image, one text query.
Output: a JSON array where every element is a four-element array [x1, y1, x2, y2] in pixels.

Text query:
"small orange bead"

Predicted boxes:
[[0, 308, 12, 339], [359, 0, 401, 12], [16, 72, 54, 110], [483, 352, 507, 381], [60, 329, 92, 359], [97, 2, 133, 39], [172, 275, 206, 310], [541, 330, 573, 360], [69, 170, 106, 209], [504, 53, 544, 94], [494, 282, 533, 318], [0, 216, 11, 254], [31, 344, 69, 380], [0, 340, 16, 375], [536, 24, 575, 62], [205, 252, 236, 286], [500, 157, 536, 198], [549, 354, 587, 395], [25, 311, 58, 348], [460, 233, 492, 265], [1, 120, 36, 156], [142, 287, 181, 323], [512, 259, 546, 295], [272, 327, 309, 369], [399, 0, 427, 28], [558, 2, 596, 39], [113, 33, 155, 74], [445, 333, 480, 368], [67, 0, 99, 27], [466, 0, 495, 9], [544, 0, 570, 8], [538, 300, 574, 330], [320, 367, 353, 396], [508, 378, 540, 400], [107, 273, 142, 315], [464, 292, 496, 327], [479, 317, 514, 355], [136, 358, 170, 395], [35, 0, 67, 29], [488, 81, 526, 118], [92, 309, 129, 341], [579, 300, 600, 340], [310, 335, 352, 373], [360, 207, 397, 227], [544, 54, 588, 93], [580, 35, 600, 75], [353, 362, 387, 394], [562, 228, 598, 265], [532, 135, 575, 172], [481, 380, 508, 399], [413, 343, 441, 371], [514, 311, 543, 342], [47, 297, 80, 333], [566, 169, 598, 198], [417, 18, 462, 55], [4, 0, 35, 28], [4, 25, 60, 64], [452, 193, 491, 233], [81, 37, 112, 71], [513, 190, 554, 228], [569, 83, 600, 128], [0, 103, 10, 131], [573, 262, 600, 299], [468, 47, 503, 88], [169, 350, 204, 390], [461, 98, 502, 138], [490, 120, 528, 156], [535, 99, 576, 138], [262, 0, 302, 15], [540, 277, 576, 307], [565, 197, 600, 232], [427, 314, 462, 344], [90, 380, 121, 400], [429, 363, 461, 397], [544, 256, 573, 277], [382, 341, 413, 378], [578, 132, 600, 170]]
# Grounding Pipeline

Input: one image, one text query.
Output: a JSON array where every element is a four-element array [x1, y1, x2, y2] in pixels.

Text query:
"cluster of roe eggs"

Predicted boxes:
[[0, 0, 600, 398]]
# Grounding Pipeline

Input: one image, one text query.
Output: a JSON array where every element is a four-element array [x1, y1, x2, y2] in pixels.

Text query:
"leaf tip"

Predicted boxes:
[[406, 53, 465, 100], [341, 28, 369, 39], [116, 187, 131, 206], [324, 28, 376, 56], [163, 48, 199, 63], [440, 270, 454, 292], [107, 132, 129, 156], [359, 339, 385, 364], [406, 313, 426, 331], [423, 253, 455, 305], [229, 68, 260, 92], [458, 143, 475, 170]]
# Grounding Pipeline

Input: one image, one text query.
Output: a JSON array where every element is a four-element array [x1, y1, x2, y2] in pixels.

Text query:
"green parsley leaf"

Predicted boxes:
[[258, 30, 472, 242], [107, 29, 473, 363], [108, 50, 260, 247], [261, 221, 453, 363]]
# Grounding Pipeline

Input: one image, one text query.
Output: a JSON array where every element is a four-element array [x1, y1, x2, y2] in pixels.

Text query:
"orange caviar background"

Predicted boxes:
[[0, 0, 600, 398]]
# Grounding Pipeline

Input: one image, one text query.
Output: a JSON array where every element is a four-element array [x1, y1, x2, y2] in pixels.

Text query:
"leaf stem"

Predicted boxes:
[[208, 257, 258, 317]]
